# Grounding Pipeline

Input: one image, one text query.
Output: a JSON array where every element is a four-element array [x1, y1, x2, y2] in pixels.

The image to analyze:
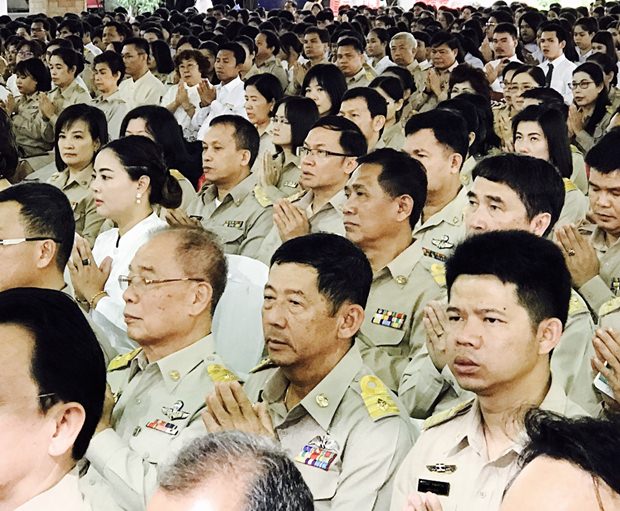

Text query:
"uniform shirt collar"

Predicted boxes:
[[204, 172, 257, 206], [218, 75, 243, 91], [257, 56, 277, 68], [379, 242, 423, 282], [416, 186, 467, 231], [65, 163, 94, 188]]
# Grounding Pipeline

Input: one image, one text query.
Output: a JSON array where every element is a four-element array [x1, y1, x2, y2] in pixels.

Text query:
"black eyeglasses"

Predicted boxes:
[[0, 237, 62, 247]]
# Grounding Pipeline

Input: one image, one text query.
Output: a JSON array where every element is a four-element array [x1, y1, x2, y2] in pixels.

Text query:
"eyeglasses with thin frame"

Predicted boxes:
[[296, 146, 353, 159], [569, 80, 595, 90], [0, 237, 61, 247], [118, 275, 206, 292]]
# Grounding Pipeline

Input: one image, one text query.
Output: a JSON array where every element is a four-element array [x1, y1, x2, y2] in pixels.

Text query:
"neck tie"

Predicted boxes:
[[545, 63, 554, 87]]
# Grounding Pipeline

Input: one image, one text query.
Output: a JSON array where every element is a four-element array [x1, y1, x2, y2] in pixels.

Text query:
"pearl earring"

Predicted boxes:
[[136, 192, 142, 204]]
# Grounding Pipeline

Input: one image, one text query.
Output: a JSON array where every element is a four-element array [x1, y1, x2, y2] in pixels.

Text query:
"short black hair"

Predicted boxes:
[[430, 30, 460, 51], [58, 18, 83, 36], [0, 288, 106, 460], [356, 148, 428, 229], [493, 21, 518, 38], [93, 50, 125, 83], [472, 153, 565, 237], [209, 115, 260, 168], [218, 41, 245, 66], [405, 109, 469, 160], [303, 26, 329, 43], [337, 35, 364, 53], [585, 128, 620, 174], [259, 29, 280, 54], [574, 16, 598, 34], [271, 233, 372, 313], [518, 409, 620, 495], [0, 183, 75, 270], [272, 96, 319, 152], [382, 65, 415, 94], [446, 230, 571, 327], [311, 115, 368, 157], [341, 87, 387, 119], [520, 87, 567, 117], [14, 58, 51, 91], [539, 21, 569, 43], [122, 36, 150, 56], [245, 73, 284, 104]]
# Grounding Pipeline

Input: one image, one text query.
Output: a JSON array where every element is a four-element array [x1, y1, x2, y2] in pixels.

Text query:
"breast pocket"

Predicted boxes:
[[128, 418, 186, 465], [363, 307, 408, 348], [296, 460, 340, 501], [211, 225, 246, 253]]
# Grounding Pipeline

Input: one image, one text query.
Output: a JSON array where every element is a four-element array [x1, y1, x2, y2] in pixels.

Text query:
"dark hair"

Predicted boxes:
[[472, 153, 565, 236], [272, 96, 319, 152], [17, 38, 46, 58], [279, 31, 303, 57], [341, 86, 387, 118], [158, 431, 314, 510], [149, 39, 174, 74], [271, 232, 372, 312], [452, 92, 501, 155], [209, 115, 260, 169], [493, 21, 518, 39], [520, 87, 567, 117], [120, 106, 201, 186], [539, 21, 569, 44], [592, 31, 618, 65], [574, 16, 598, 34], [177, 35, 201, 49], [311, 115, 368, 156], [14, 58, 51, 91], [0, 288, 106, 459], [519, 409, 620, 495], [123, 36, 150, 56], [587, 52, 618, 87], [0, 182, 75, 269], [357, 148, 427, 229], [101, 136, 183, 209], [303, 26, 329, 43], [50, 47, 84, 76], [512, 64, 546, 87], [301, 63, 347, 115], [244, 73, 283, 104], [258, 29, 280, 55], [369, 27, 389, 44], [405, 109, 469, 160], [573, 62, 610, 135], [446, 230, 571, 327], [65, 34, 84, 54], [104, 21, 127, 38], [585, 127, 620, 174], [429, 30, 461, 53], [370, 75, 404, 120], [93, 50, 125, 84], [382, 65, 415, 95], [448, 63, 491, 100], [337, 35, 364, 53], [218, 41, 245, 66], [54, 104, 108, 173], [174, 48, 209, 77], [512, 105, 573, 179]]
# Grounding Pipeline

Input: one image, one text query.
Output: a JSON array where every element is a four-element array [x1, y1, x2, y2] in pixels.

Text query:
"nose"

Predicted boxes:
[[453, 317, 482, 348], [262, 301, 287, 329], [122, 284, 137, 307], [465, 208, 487, 233]]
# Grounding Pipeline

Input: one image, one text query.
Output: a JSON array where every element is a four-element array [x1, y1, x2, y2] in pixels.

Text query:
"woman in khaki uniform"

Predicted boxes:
[[371, 75, 406, 150], [256, 96, 319, 203], [47, 104, 107, 246], [4, 59, 54, 157]]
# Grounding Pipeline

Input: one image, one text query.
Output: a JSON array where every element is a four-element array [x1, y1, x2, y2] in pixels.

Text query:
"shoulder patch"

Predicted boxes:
[[563, 178, 577, 193], [207, 364, 238, 382], [423, 398, 475, 430], [599, 297, 620, 317], [360, 374, 400, 421], [569, 292, 588, 316], [250, 357, 277, 373], [107, 348, 142, 372], [253, 185, 273, 208], [286, 190, 306, 203], [430, 263, 446, 287], [169, 169, 186, 182], [569, 144, 581, 154]]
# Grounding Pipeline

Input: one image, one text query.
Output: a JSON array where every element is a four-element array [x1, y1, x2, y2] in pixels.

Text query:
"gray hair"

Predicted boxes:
[[157, 431, 315, 511], [390, 32, 417, 49]]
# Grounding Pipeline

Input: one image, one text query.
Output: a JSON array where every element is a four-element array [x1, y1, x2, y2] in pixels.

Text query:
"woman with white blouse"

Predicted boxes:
[[69, 135, 183, 343]]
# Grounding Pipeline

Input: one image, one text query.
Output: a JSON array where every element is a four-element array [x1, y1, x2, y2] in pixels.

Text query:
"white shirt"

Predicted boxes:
[[373, 55, 396, 75], [464, 53, 484, 70], [577, 48, 593, 63], [161, 82, 201, 141], [91, 213, 167, 335], [489, 54, 521, 92], [193, 76, 247, 141], [6, 73, 19, 97], [119, 70, 168, 110], [539, 53, 576, 104], [86, 42, 103, 56]]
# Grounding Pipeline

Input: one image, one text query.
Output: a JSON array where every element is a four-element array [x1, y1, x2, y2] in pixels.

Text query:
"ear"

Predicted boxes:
[[468, 132, 476, 148], [535, 317, 562, 355], [449, 152, 463, 174], [239, 148, 252, 168], [559, 39, 566, 50], [529, 212, 552, 237], [47, 402, 86, 458], [189, 281, 214, 317], [36, 239, 59, 270], [372, 114, 386, 133], [93, 138, 101, 153], [394, 98, 404, 113], [343, 156, 359, 175], [336, 303, 365, 340], [395, 194, 414, 224], [137, 175, 151, 194]]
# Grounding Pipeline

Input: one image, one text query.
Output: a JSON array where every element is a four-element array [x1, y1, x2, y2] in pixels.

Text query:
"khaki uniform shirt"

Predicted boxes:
[[557, 178, 590, 229], [256, 150, 301, 202], [286, 57, 329, 96], [245, 56, 289, 91], [257, 189, 346, 265], [578, 225, 620, 315], [248, 345, 416, 511], [391, 381, 589, 511], [81, 335, 237, 511], [356, 242, 446, 392], [187, 173, 273, 260], [47, 164, 104, 247], [92, 90, 129, 140], [380, 122, 406, 150], [47, 79, 92, 127], [492, 103, 513, 151], [410, 62, 456, 113], [346, 63, 377, 89], [570, 147, 588, 195], [12, 92, 54, 157], [574, 107, 614, 154]]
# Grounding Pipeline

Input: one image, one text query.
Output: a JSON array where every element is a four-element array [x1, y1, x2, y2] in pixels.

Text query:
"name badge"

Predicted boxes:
[[224, 220, 244, 229]]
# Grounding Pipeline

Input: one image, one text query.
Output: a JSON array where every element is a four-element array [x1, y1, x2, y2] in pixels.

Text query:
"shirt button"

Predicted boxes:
[[479, 491, 487, 498], [136, 398, 141, 405], [396, 275, 408, 285]]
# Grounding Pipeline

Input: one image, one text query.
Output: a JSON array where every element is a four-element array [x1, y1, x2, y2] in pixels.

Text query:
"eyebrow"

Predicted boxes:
[[484, 194, 506, 204], [446, 305, 507, 315], [264, 284, 306, 296]]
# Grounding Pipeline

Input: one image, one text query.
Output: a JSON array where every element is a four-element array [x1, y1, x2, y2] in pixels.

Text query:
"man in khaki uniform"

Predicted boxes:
[[286, 27, 330, 96], [258, 116, 367, 264], [203, 233, 416, 511], [336, 37, 377, 89], [81, 228, 238, 511], [339, 88, 387, 152], [389, 32, 426, 102], [556, 130, 620, 317], [344, 149, 445, 392], [171, 115, 273, 260], [391, 231, 589, 511], [399, 155, 600, 420], [244, 30, 288, 91]]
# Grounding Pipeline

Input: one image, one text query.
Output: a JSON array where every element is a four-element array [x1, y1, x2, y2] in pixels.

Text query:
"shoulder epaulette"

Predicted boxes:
[[564, 178, 577, 193], [207, 364, 238, 382], [169, 168, 186, 182], [568, 291, 588, 316], [569, 144, 582, 154], [107, 348, 142, 372], [286, 190, 306, 203], [599, 297, 620, 317], [423, 398, 475, 430], [253, 185, 273, 208], [359, 374, 400, 421], [250, 357, 277, 373], [430, 263, 446, 287]]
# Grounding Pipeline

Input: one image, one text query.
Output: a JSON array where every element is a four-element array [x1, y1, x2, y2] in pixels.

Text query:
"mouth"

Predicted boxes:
[[453, 356, 479, 375], [343, 220, 358, 229], [62, 153, 77, 158], [94, 199, 103, 206], [265, 337, 290, 350], [124, 313, 140, 324]]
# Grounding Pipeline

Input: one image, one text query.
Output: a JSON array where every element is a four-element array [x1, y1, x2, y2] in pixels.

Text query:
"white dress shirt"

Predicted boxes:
[[464, 53, 484, 70], [538, 53, 576, 104], [489, 54, 521, 92], [161, 82, 201, 141], [373, 55, 396, 75], [193, 76, 247, 141], [119, 70, 168, 110], [86, 42, 103, 56]]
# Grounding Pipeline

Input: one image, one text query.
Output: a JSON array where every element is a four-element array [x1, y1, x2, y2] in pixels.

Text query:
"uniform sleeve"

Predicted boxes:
[[237, 205, 274, 259], [330, 417, 416, 511], [578, 276, 614, 318], [85, 418, 207, 510], [106, 102, 129, 140], [13, 104, 55, 146]]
